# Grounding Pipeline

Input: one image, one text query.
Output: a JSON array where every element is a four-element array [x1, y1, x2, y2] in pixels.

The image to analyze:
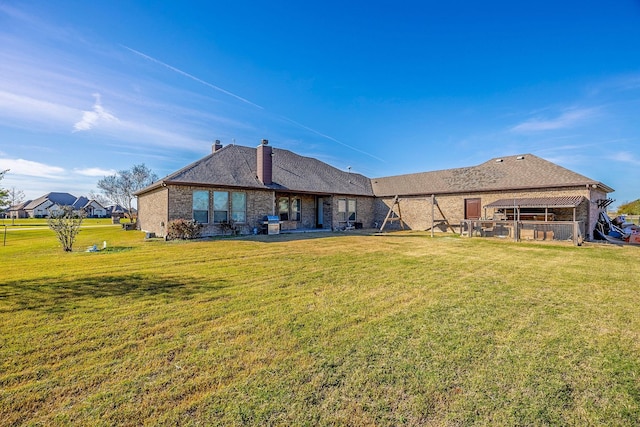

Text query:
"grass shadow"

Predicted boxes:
[[0, 274, 229, 314]]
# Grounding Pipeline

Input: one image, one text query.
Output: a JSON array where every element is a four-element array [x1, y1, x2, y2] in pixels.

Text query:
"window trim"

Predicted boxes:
[[193, 190, 210, 224], [278, 196, 301, 222], [338, 198, 357, 222]]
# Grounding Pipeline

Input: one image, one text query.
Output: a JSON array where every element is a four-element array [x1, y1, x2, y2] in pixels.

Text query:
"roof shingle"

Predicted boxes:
[[371, 154, 612, 197]]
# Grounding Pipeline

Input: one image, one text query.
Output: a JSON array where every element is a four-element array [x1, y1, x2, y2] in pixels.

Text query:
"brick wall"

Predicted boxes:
[[375, 187, 601, 237], [137, 186, 168, 236], [167, 185, 275, 236], [330, 196, 376, 229]]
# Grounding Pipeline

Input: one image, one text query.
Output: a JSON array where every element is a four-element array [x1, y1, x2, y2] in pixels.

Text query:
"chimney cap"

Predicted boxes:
[[261, 139, 269, 145]]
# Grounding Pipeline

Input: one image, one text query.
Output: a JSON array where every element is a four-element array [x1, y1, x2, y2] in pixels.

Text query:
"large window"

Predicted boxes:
[[213, 191, 246, 223], [278, 196, 301, 221], [213, 191, 229, 223], [278, 197, 290, 221], [338, 198, 357, 222], [193, 191, 209, 223], [231, 192, 246, 223]]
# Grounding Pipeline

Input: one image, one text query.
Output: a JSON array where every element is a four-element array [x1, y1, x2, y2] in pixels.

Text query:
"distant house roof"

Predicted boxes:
[[371, 154, 614, 197], [485, 196, 585, 209], [138, 144, 374, 196], [106, 204, 135, 214], [24, 192, 78, 210], [8, 200, 32, 211], [72, 196, 90, 209]]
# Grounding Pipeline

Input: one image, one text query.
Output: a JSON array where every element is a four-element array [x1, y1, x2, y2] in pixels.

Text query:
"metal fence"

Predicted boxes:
[[461, 220, 585, 246]]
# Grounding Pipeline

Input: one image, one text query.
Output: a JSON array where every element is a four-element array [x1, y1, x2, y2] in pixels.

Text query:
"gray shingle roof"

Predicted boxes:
[[24, 192, 77, 210], [371, 154, 613, 197], [152, 144, 373, 196]]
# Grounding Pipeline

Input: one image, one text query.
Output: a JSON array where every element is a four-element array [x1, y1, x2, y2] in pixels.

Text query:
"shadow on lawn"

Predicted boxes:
[[0, 274, 229, 313]]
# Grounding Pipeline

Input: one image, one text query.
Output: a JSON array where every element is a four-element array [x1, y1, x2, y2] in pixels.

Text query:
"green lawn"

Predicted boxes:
[[1, 226, 639, 426]]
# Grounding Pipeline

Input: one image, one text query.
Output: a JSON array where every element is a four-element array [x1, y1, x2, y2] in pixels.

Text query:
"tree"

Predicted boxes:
[[7, 187, 26, 225], [88, 191, 110, 207], [617, 199, 640, 215], [97, 164, 158, 223], [47, 206, 84, 252], [0, 169, 9, 210]]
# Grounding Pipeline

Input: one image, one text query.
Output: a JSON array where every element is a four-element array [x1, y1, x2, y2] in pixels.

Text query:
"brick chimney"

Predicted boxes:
[[257, 139, 272, 185], [212, 140, 223, 153]]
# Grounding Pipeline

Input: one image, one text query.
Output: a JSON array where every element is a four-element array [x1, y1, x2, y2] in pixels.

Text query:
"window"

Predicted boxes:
[[231, 192, 246, 223], [213, 191, 229, 223], [291, 198, 301, 221], [338, 198, 357, 222], [278, 197, 290, 221], [212, 191, 246, 223], [278, 196, 301, 221], [193, 191, 209, 223], [347, 199, 356, 222]]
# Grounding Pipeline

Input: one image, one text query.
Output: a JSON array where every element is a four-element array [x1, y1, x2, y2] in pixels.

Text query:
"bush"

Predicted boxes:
[[166, 219, 203, 240], [47, 206, 85, 252]]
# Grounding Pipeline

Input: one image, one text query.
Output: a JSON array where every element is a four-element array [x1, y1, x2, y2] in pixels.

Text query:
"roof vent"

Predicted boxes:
[[516, 155, 525, 160], [495, 158, 503, 163]]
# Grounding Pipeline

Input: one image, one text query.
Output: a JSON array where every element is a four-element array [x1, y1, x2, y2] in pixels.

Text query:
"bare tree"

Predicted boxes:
[[7, 187, 26, 225], [96, 164, 158, 223], [88, 191, 110, 207], [47, 206, 85, 252]]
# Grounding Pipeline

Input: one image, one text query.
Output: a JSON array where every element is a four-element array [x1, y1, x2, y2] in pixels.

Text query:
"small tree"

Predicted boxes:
[[97, 164, 158, 223], [0, 169, 9, 210], [48, 206, 85, 252]]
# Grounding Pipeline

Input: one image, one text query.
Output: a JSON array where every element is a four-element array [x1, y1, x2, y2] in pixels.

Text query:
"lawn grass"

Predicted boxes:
[[1, 227, 640, 426]]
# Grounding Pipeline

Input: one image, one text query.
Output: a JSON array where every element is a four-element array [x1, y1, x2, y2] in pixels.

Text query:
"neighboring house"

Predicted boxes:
[[71, 196, 107, 218], [136, 140, 614, 240], [23, 192, 108, 218], [8, 200, 32, 219], [105, 204, 136, 219]]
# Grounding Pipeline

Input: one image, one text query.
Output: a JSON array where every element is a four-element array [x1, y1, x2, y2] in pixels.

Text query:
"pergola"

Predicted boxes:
[[484, 196, 584, 222]]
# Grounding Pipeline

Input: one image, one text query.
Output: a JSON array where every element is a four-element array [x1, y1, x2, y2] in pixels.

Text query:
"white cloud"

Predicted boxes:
[[0, 158, 65, 178], [510, 108, 598, 133], [0, 90, 79, 127], [73, 93, 118, 132], [73, 167, 117, 177], [607, 151, 640, 166]]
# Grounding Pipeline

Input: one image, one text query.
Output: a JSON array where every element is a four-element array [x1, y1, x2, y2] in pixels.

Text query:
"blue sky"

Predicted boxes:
[[1, 1, 640, 207]]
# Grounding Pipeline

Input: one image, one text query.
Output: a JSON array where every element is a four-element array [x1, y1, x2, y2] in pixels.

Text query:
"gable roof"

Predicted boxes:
[[8, 200, 32, 211], [371, 154, 614, 197], [24, 192, 78, 210], [141, 144, 373, 196]]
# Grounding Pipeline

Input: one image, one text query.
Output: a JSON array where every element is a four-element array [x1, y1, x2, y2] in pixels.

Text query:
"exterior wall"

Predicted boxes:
[[375, 187, 600, 237], [331, 196, 376, 229], [137, 186, 169, 236], [166, 185, 275, 237], [9, 209, 28, 219], [87, 201, 107, 218], [31, 201, 53, 218], [145, 186, 378, 236], [277, 193, 317, 231]]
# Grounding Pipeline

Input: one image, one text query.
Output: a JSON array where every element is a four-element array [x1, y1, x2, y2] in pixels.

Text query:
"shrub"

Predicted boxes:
[[166, 219, 203, 240], [47, 206, 85, 252]]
